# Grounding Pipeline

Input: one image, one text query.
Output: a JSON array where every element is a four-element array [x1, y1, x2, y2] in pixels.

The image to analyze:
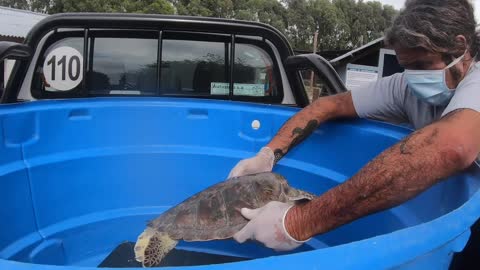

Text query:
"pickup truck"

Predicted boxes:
[[0, 12, 478, 270], [0, 13, 346, 105]]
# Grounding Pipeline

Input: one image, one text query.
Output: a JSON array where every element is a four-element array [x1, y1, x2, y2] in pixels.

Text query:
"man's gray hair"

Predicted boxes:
[[385, 0, 479, 61]]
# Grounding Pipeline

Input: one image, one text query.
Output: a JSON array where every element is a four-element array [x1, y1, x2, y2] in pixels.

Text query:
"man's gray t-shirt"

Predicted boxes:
[[351, 62, 480, 130]]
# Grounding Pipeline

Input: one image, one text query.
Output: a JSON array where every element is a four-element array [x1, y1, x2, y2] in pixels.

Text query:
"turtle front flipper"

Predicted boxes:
[[134, 227, 178, 267]]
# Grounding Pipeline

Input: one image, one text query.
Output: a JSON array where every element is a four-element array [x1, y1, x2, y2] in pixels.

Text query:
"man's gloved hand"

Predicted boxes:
[[233, 201, 309, 252], [228, 147, 275, 178]]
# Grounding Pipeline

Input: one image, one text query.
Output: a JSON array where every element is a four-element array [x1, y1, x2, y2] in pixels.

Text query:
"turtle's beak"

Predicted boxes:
[[287, 188, 316, 202]]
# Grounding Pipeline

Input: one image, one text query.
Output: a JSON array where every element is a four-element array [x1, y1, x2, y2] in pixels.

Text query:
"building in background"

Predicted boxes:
[[0, 6, 48, 93], [295, 38, 405, 101], [317, 24, 480, 96], [329, 37, 404, 92]]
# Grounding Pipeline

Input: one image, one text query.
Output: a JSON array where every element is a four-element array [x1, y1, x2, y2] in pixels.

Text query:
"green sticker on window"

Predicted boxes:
[[211, 82, 265, 96], [210, 82, 229, 95]]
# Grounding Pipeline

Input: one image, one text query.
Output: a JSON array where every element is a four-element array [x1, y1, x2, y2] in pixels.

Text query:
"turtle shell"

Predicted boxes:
[[146, 172, 306, 241]]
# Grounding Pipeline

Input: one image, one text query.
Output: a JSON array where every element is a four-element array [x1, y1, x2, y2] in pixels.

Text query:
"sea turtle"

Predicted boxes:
[[134, 172, 316, 267]]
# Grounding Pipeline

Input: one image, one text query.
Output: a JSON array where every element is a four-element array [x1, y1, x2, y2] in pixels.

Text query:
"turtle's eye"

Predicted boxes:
[[262, 185, 277, 201], [283, 186, 290, 194]]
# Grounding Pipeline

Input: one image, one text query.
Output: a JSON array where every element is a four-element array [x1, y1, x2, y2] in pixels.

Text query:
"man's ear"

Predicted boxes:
[[455, 35, 468, 53]]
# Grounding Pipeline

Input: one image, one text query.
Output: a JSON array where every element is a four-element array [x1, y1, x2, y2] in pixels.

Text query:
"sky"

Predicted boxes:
[[375, 0, 480, 21]]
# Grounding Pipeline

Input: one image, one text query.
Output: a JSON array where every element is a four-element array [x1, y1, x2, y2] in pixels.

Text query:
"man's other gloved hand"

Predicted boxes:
[[233, 201, 308, 251], [228, 147, 275, 178]]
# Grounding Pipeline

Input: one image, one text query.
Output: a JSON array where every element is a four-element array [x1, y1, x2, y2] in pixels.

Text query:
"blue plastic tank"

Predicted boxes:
[[0, 98, 479, 269]]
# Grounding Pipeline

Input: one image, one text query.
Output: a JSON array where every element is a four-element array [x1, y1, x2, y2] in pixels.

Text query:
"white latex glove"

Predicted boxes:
[[233, 201, 309, 252], [228, 147, 275, 178]]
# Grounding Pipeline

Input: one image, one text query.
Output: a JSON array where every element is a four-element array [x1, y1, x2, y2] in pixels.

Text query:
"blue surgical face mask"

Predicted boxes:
[[404, 52, 466, 106]]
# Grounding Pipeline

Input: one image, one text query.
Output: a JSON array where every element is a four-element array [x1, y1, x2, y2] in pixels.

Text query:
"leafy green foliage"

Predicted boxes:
[[1, 0, 398, 50]]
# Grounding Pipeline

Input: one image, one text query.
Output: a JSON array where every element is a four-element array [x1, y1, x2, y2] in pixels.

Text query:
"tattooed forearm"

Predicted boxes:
[[400, 128, 440, 155], [291, 120, 319, 149], [399, 133, 414, 155], [274, 149, 285, 164], [268, 92, 357, 164], [273, 120, 320, 163], [285, 114, 474, 241]]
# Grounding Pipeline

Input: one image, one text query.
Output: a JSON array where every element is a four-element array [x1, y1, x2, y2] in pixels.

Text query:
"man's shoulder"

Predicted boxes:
[[458, 62, 480, 88], [378, 72, 406, 83], [442, 62, 480, 117], [370, 72, 408, 93]]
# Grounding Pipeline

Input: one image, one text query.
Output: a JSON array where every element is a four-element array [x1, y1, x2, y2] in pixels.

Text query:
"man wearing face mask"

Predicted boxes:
[[228, 0, 480, 255]]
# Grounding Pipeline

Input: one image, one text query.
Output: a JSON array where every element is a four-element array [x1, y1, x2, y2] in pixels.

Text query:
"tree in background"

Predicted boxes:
[[0, 0, 175, 13], [233, 0, 289, 35], [281, 0, 397, 50], [1, 0, 28, 9], [174, 0, 234, 18], [283, 0, 314, 50], [0, 0, 398, 51]]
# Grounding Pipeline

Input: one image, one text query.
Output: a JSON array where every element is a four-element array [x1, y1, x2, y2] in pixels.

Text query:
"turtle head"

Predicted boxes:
[[134, 227, 178, 267], [282, 184, 316, 203]]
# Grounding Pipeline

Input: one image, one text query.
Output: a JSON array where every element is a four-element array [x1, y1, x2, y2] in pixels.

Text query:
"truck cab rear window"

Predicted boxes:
[[32, 30, 281, 102], [233, 43, 276, 97], [89, 37, 158, 96], [160, 38, 229, 96]]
